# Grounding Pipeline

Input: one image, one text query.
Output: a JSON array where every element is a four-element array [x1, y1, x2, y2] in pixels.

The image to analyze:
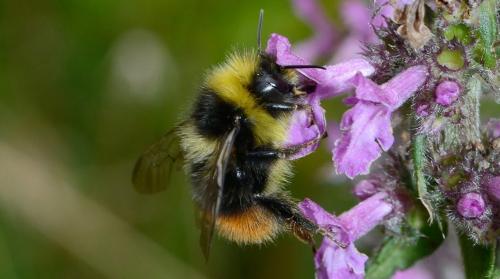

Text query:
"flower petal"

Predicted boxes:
[[350, 73, 400, 107], [267, 34, 375, 159], [315, 239, 367, 279], [266, 33, 375, 97], [315, 59, 376, 99], [341, 0, 375, 41], [373, 0, 394, 28], [303, 194, 393, 279], [285, 94, 326, 159], [292, 0, 337, 62], [334, 102, 394, 178], [266, 33, 308, 66], [299, 198, 350, 245], [326, 121, 341, 152], [266, 33, 330, 85], [382, 65, 428, 109], [338, 192, 393, 240], [351, 66, 428, 108], [353, 179, 380, 200]]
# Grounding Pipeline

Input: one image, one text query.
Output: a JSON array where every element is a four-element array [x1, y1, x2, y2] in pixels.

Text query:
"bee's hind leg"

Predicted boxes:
[[255, 194, 317, 246]]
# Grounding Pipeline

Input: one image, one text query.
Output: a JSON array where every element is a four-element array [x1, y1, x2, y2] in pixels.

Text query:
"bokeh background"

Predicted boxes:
[[0, 0, 497, 278]]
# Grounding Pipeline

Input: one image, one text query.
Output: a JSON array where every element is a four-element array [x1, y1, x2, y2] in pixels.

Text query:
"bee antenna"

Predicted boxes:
[[257, 9, 264, 52], [282, 65, 326, 70]]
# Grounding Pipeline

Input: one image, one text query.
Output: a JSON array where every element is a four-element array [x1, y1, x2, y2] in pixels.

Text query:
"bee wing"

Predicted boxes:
[[199, 120, 240, 260], [132, 125, 184, 194]]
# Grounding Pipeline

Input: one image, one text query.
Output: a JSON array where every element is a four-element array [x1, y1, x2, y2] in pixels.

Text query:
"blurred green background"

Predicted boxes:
[[0, 0, 497, 278]]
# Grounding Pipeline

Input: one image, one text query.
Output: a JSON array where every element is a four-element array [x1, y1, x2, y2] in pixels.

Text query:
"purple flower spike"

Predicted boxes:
[[292, 0, 337, 62], [457, 193, 486, 219], [435, 80, 460, 106], [266, 33, 375, 159], [299, 193, 393, 279], [334, 66, 428, 178]]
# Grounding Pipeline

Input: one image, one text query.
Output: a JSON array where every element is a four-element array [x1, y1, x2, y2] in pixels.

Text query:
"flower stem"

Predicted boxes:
[[440, 78, 482, 150], [459, 234, 497, 279]]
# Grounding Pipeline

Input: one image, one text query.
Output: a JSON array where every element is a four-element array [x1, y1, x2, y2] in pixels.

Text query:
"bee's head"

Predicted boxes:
[[250, 54, 299, 103]]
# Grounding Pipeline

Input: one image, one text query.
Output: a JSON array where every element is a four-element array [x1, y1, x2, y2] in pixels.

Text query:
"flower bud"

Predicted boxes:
[[353, 180, 379, 200], [435, 80, 460, 106], [457, 193, 486, 218]]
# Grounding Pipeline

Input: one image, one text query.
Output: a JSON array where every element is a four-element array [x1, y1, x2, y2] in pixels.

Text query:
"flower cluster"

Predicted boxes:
[[265, 0, 500, 278]]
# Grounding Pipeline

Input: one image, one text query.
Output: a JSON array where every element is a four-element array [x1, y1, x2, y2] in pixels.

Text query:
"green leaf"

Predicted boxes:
[[412, 134, 435, 223], [474, 0, 498, 68], [444, 24, 473, 45], [459, 235, 497, 279], [437, 49, 466, 71], [365, 214, 447, 279], [478, 0, 497, 47]]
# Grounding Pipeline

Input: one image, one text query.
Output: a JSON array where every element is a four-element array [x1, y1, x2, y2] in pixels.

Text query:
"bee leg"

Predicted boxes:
[[246, 139, 321, 160], [277, 137, 323, 159], [255, 195, 317, 246], [263, 102, 311, 112], [246, 148, 305, 160]]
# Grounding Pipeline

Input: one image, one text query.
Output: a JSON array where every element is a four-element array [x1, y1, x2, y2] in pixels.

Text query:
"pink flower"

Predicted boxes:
[[299, 193, 393, 279], [266, 34, 375, 159], [333, 66, 429, 178], [266, 34, 428, 173]]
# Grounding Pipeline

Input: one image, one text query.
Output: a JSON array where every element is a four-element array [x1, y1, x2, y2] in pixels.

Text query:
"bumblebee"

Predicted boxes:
[[132, 11, 325, 259]]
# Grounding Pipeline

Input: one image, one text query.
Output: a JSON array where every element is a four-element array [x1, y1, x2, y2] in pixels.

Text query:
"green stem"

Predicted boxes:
[[440, 78, 482, 150], [459, 235, 497, 279]]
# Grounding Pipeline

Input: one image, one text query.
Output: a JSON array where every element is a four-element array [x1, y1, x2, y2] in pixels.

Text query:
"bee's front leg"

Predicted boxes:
[[263, 102, 311, 113], [246, 140, 321, 160]]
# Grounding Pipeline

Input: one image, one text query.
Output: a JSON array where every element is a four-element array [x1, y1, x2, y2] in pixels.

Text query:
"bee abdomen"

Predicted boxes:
[[216, 205, 282, 245]]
